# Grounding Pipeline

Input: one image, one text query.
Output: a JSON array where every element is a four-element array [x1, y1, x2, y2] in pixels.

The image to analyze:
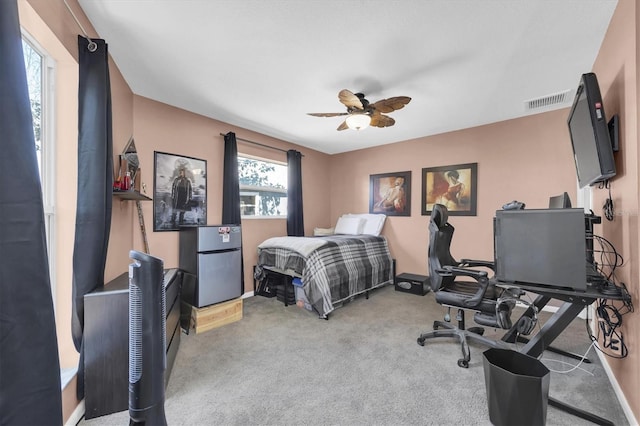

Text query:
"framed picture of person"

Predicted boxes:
[[369, 171, 411, 216], [153, 151, 207, 231], [421, 163, 477, 216]]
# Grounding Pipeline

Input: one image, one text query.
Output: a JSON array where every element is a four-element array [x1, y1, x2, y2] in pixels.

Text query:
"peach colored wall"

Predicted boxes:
[[132, 96, 332, 291], [330, 109, 578, 276], [591, 0, 639, 420], [106, 68, 136, 281]]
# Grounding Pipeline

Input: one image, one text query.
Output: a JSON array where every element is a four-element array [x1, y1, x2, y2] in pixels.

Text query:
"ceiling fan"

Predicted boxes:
[[307, 89, 411, 131]]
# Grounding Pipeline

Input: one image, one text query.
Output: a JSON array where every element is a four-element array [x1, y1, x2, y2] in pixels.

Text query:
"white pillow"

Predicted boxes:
[[334, 217, 365, 235], [344, 213, 386, 236], [313, 227, 335, 236]]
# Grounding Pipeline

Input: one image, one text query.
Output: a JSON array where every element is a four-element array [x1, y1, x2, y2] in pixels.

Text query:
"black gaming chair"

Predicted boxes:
[[417, 203, 516, 367]]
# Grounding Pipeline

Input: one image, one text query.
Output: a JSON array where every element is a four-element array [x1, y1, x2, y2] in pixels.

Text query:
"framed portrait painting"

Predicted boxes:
[[369, 171, 411, 216], [153, 151, 207, 231], [421, 163, 477, 216]]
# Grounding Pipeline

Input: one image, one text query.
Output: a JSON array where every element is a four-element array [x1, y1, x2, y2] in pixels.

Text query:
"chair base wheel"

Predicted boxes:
[[457, 359, 469, 368], [417, 337, 425, 346]]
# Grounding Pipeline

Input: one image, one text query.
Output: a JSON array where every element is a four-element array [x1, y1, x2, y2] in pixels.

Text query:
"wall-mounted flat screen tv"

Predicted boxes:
[[567, 73, 616, 188]]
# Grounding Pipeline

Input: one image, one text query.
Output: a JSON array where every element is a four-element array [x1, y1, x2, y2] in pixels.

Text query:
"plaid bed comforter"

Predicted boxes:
[[256, 234, 394, 318]]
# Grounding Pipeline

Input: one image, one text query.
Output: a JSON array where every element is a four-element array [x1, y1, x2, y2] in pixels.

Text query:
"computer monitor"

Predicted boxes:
[[494, 209, 587, 291], [567, 73, 616, 188], [548, 192, 572, 209]]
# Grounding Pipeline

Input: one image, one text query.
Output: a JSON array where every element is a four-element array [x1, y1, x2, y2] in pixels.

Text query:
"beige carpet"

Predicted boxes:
[[79, 284, 629, 425]]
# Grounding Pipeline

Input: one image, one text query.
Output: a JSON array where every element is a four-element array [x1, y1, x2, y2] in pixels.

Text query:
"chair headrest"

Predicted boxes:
[[430, 204, 449, 229]]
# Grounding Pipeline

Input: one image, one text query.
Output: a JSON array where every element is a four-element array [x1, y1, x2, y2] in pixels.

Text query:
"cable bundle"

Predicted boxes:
[[599, 180, 615, 221], [586, 234, 633, 358]]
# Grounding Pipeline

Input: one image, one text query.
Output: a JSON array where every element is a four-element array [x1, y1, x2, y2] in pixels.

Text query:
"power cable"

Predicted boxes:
[[600, 180, 614, 221]]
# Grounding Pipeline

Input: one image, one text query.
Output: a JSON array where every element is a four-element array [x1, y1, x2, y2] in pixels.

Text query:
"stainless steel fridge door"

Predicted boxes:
[[197, 249, 242, 306], [197, 225, 242, 252]]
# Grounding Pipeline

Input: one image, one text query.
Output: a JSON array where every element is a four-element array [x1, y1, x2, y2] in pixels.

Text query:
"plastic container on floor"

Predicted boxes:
[[482, 348, 550, 426]]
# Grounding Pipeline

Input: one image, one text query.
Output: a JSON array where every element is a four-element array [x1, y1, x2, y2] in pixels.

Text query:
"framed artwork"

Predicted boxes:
[[421, 163, 477, 216], [369, 171, 411, 216], [153, 151, 207, 231]]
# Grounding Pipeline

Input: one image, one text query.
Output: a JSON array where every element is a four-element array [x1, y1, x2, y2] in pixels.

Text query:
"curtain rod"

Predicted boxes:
[[62, 0, 97, 52], [220, 133, 304, 157]]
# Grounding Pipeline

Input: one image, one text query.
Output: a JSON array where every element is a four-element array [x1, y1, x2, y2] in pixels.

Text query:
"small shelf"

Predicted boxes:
[[113, 190, 151, 201]]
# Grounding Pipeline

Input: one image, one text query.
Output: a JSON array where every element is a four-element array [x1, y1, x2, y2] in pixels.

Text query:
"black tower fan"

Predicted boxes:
[[128, 250, 167, 425]]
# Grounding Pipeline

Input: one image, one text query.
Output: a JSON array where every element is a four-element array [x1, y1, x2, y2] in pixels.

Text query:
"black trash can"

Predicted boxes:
[[482, 348, 550, 426]]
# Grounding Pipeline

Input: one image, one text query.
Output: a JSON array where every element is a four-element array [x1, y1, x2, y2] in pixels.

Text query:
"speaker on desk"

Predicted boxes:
[[128, 250, 167, 426]]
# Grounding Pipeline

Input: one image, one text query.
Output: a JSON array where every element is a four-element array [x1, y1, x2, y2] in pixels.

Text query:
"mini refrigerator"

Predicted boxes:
[[179, 225, 242, 307]]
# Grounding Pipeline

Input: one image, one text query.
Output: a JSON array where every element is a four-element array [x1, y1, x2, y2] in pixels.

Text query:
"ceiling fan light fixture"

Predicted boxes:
[[346, 113, 371, 130]]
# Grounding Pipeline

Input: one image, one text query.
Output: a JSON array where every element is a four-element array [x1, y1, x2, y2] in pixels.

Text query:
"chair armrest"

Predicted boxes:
[[459, 258, 495, 271], [437, 266, 490, 308], [463, 276, 490, 307], [437, 265, 488, 280]]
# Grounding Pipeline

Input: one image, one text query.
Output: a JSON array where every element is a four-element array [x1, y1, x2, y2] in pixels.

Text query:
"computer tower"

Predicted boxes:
[[494, 209, 587, 291]]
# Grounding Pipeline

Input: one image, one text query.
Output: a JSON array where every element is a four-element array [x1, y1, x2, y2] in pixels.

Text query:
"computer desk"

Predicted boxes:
[[497, 281, 629, 426]]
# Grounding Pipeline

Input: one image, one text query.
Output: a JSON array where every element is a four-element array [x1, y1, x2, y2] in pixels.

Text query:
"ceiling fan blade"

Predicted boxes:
[[307, 112, 349, 117], [370, 114, 395, 128], [371, 96, 411, 113], [338, 89, 364, 110], [337, 120, 349, 131]]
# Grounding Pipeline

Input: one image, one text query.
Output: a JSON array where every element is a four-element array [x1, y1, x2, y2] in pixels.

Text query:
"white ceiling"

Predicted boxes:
[[77, 0, 617, 155]]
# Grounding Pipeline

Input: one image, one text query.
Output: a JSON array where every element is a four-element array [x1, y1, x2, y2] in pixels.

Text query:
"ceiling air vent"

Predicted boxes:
[[524, 90, 571, 112]]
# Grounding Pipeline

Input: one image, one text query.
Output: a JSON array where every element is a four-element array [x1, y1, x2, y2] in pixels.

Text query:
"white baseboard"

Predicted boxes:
[[241, 291, 254, 299], [587, 314, 637, 425], [64, 399, 84, 426], [595, 349, 637, 425]]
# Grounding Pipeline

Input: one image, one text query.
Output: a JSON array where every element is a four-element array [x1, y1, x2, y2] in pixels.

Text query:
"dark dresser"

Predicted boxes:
[[83, 268, 182, 419]]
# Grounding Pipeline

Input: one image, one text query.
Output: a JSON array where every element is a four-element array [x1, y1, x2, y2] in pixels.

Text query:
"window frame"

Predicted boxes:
[[238, 154, 288, 219], [22, 31, 57, 302]]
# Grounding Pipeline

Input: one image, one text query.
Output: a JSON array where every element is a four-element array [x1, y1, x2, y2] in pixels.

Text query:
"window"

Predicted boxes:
[[238, 155, 287, 217], [22, 34, 56, 296], [23, 38, 44, 176]]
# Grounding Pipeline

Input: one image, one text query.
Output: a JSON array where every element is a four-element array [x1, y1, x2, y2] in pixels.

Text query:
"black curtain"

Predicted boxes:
[[221, 132, 244, 292], [287, 150, 304, 236], [71, 36, 113, 399], [222, 132, 241, 225], [0, 1, 63, 423]]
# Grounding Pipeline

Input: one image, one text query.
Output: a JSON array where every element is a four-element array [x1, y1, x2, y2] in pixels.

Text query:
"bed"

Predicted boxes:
[[254, 214, 394, 318]]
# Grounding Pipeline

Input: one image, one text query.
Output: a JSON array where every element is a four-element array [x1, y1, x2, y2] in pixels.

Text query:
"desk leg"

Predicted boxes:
[[505, 295, 592, 363], [548, 397, 614, 426], [522, 302, 612, 426], [521, 301, 584, 358]]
